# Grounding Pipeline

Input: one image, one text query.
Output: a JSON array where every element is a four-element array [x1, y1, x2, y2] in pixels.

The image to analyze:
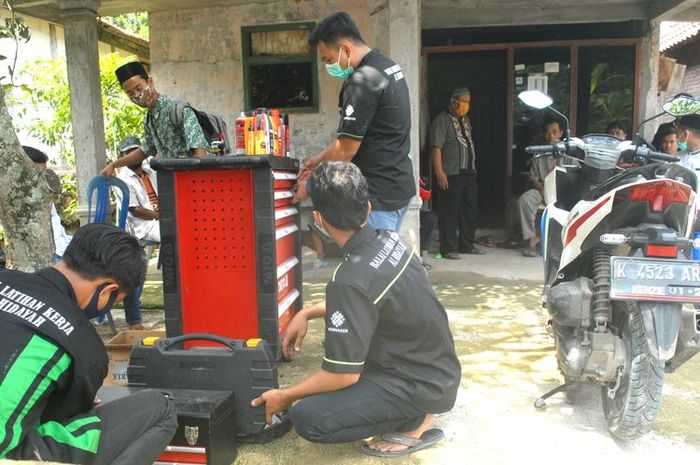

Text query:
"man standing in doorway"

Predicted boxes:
[[101, 61, 209, 177], [430, 87, 484, 259], [296, 11, 416, 233]]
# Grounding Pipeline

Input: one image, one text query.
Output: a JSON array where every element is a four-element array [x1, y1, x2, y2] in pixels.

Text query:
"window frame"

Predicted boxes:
[[241, 21, 319, 114]]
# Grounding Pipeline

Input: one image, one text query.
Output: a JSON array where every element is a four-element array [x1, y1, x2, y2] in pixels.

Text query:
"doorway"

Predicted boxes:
[[426, 51, 508, 228]]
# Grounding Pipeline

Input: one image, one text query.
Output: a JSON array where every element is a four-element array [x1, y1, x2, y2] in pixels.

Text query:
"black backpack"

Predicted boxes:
[[169, 100, 232, 156]]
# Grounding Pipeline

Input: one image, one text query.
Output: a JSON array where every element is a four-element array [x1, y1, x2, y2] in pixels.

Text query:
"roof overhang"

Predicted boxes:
[[13, 0, 700, 27], [12, 0, 279, 23]]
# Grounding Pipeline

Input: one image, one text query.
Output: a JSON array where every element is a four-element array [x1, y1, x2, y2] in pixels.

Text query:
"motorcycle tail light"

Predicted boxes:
[[644, 244, 678, 258], [616, 180, 691, 213]]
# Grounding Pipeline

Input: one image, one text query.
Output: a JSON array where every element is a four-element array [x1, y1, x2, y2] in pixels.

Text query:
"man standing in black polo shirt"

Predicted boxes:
[[252, 162, 460, 458], [296, 11, 416, 232]]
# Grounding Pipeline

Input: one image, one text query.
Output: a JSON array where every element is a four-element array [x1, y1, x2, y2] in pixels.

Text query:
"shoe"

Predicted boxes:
[[522, 245, 537, 257], [443, 252, 462, 260], [128, 322, 145, 330], [464, 247, 485, 255], [359, 428, 445, 457]]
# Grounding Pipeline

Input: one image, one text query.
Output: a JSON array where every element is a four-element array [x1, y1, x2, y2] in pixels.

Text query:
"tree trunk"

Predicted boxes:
[[0, 86, 54, 271]]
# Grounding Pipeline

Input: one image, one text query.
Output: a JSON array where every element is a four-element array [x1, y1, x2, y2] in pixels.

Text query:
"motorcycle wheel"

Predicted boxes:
[[601, 305, 665, 439]]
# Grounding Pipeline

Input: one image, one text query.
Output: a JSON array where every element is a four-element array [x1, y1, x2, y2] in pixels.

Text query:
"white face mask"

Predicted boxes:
[[130, 86, 154, 107]]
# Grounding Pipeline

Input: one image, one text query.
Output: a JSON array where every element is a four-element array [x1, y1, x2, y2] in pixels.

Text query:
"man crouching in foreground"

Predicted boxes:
[[252, 161, 461, 457], [0, 223, 176, 465]]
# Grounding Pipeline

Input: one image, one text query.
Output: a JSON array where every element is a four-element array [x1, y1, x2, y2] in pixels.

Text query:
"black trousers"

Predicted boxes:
[[420, 210, 437, 252], [93, 389, 177, 465], [434, 171, 478, 254], [12, 389, 176, 465], [289, 378, 426, 443]]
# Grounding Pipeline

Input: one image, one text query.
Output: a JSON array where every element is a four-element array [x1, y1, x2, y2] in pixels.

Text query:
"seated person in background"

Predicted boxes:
[[114, 136, 160, 330], [606, 121, 628, 140], [252, 161, 461, 458], [517, 117, 575, 257], [651, 122, 679, 154], [22, 145, 72, 257], [0, 223, 176, 464], [116, 136, 160, 243]]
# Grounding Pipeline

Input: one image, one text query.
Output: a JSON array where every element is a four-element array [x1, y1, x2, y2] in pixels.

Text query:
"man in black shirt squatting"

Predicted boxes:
[[252, 162, 461, 458], [0, 224, 176, 465], [296, 11, 416, 233]]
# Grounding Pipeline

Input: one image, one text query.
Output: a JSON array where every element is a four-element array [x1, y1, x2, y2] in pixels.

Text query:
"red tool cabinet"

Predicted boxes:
[[151, 156, 302, 357]]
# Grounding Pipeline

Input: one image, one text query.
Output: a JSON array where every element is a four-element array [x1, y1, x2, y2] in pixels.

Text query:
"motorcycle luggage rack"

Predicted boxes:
[[534, 381, 576, 408]]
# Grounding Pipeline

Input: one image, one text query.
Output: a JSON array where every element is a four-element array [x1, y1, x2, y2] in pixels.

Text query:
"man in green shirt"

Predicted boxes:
[[101, 61, 209, 177]]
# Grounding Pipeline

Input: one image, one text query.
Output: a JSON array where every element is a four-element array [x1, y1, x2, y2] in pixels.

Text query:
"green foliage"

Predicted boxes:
[[13, 53, 145, 219], [102, 12, 149, 41], [56, 172, 78, 228], [587, 63, 633, 134], [17, 53, 145, 166]]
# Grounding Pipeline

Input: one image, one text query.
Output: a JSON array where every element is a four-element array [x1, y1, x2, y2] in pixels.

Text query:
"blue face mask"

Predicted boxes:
[[325, 48, 353, 80], [678, 140, 688, 152], [83, 284, 119, 320]]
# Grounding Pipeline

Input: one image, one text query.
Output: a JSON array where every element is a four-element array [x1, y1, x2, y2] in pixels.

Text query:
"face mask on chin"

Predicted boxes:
[[325, 48, 354, 80], [83, 284, 119, 320]]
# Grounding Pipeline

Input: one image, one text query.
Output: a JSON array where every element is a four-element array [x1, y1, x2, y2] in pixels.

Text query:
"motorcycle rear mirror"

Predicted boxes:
[[518, 90, 553, 110], [662, 96, 700, 117]]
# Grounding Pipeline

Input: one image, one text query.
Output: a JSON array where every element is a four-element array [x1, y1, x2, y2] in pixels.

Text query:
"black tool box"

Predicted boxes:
[[97, 386, 237, 465], [127, 333, 289, 441]]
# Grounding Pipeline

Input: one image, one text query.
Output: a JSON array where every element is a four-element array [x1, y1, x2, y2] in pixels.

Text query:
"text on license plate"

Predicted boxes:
[[610, 257, 700, 302], [613, 260, 700, 281]]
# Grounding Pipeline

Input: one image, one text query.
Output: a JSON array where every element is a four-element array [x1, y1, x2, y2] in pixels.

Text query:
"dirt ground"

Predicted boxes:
[[98, 262, 700, 465]]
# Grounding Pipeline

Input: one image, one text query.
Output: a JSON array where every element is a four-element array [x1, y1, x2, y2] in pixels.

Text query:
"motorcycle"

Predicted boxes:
[[519, 90, 700, 439]]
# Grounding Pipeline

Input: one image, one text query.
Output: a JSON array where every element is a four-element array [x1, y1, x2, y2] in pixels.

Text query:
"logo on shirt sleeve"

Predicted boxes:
[[328, 310, 349, 334], [343, 105, 356, 121]]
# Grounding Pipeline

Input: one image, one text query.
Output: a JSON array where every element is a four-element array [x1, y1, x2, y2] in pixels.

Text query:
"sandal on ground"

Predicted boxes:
[[359, 428, 445, 457]]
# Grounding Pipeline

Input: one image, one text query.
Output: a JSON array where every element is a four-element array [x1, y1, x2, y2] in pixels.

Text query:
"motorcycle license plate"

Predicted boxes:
[[609, 257, 700, 302]]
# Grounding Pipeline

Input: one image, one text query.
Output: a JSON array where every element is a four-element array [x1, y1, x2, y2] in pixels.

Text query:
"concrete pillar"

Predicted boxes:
[[638, 20, 660, 142], [60, 0, 105, 226], [388, 0, 421, 249]]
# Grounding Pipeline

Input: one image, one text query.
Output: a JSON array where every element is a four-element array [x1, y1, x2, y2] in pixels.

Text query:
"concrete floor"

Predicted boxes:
[[97, 245, 700, 465]]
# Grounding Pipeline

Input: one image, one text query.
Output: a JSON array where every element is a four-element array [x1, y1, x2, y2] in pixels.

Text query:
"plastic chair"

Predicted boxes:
[[87, 175, 130, 334]]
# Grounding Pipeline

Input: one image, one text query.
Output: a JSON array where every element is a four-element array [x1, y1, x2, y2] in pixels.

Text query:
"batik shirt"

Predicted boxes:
[[142, 95, 209, 158]]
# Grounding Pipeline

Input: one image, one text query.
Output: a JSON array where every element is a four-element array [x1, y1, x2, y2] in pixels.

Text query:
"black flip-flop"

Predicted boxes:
[[359, 428, 445, 457]]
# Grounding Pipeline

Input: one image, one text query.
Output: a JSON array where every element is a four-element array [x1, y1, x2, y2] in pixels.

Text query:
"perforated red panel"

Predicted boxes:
[[174, 171, 258, 344]]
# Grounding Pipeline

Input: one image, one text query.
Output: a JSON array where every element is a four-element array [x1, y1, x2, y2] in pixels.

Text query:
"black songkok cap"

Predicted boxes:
[[678, 114, 700, 131], [115, 61, 148, 85]]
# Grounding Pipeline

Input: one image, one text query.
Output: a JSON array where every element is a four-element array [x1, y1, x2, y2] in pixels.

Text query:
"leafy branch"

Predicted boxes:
[[0, 0, 31, 85]]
